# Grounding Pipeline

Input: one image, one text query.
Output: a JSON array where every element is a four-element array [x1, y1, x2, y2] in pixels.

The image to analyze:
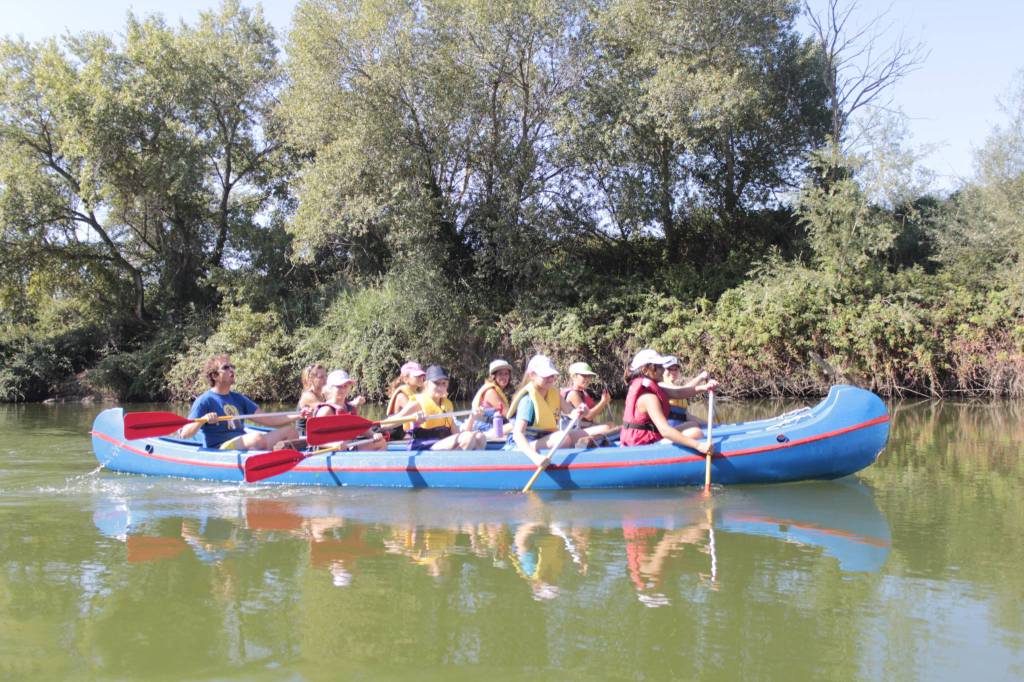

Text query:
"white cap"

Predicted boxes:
[[526, 354, 559, 378], [488, 359, 513, 374], [325, 370, 354, 387], [629, 349, 672, 372], [661, 355, 681, 368]]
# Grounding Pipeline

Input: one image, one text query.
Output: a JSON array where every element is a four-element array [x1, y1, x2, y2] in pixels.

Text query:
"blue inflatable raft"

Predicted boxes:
[[91, 384, 888, 490]]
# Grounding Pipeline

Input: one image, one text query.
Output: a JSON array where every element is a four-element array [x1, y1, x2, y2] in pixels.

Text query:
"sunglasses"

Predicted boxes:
[[220, 364, 235, 371]]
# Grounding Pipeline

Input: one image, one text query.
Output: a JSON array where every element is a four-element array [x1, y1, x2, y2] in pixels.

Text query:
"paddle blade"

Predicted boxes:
[[305, 413, 375, 445], [244, 449, 306, 483], [123, 411, 194, 439]]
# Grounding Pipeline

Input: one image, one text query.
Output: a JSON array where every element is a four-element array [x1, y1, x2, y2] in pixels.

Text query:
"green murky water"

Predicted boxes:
[[1, 399, 1022, 680]]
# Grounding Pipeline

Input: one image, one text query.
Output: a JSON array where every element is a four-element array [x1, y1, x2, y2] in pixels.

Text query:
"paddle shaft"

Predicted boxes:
[[704, 389, 715, 493], [522, 412, 583, 493], [379, 408, 474, 426], [123, 409, 301, 440], [304, 408, 476, 446]]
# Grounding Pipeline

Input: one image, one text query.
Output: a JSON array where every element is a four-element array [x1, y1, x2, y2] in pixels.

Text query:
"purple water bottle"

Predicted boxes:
[[493, 414, 504, 438]]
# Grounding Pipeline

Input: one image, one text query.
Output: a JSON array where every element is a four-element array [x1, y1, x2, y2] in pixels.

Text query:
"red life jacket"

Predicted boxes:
[[621, 376, 670, 446], [560, 387, 596, 410], [315, 401, 357, 417]]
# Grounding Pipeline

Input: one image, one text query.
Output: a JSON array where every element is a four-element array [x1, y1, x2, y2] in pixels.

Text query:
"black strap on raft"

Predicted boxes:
[[623, 421, 659, 433]]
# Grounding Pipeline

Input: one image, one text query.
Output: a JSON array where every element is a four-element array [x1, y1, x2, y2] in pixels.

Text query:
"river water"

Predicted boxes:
[[1, 398, 1022, 680]]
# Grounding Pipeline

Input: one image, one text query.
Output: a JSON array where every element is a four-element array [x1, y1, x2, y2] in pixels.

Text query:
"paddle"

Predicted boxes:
[[123, 409, 299, 440], [521, 410, 583, 493], [304, 409, 473, 446], [703, 388, 716, 494], [243, 437, 378, 483]]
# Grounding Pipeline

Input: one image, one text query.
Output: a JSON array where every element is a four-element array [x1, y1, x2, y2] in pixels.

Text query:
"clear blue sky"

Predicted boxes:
[[2, 0, 1022, 191]]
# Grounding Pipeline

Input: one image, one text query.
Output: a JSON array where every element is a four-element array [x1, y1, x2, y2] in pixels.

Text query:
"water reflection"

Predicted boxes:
[[91, 478, 890, 609]]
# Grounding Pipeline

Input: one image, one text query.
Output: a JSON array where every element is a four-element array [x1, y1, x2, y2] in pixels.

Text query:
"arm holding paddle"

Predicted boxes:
[[512, 404, 586, 469], [177, 407, 309, 440], [639, 390, 715, 454], [659, 373, 715, 403], [520, 407, 585, 492]]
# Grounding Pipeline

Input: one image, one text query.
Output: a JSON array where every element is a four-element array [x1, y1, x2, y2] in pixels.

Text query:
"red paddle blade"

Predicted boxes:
[[123, 411, 194, 439], [244, 449, 306, 483], [304, 413, 375, 445]]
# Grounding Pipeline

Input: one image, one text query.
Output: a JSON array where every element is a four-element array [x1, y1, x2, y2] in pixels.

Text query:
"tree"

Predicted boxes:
[[0, 0, 283, 321], [282, 0, 590, 297], [564, 0, 829, 264], [936, 71, 1024, 285], [802, 0, 927, 160]]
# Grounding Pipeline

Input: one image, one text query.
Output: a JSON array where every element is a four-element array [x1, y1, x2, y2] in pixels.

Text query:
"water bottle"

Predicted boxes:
[[493, 414, 504, 438]]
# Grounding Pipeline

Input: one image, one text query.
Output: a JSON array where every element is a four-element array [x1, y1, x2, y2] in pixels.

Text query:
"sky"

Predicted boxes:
[[1, 0, 1022, 191]]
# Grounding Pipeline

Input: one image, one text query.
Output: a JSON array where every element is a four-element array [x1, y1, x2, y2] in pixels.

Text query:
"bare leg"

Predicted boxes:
[[240, 425, 298, 450]]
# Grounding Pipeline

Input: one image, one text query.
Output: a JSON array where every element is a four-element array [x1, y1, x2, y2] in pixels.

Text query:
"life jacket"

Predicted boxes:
[[412, 391, 455, 434], [471, 380, 509, 412], [560, 386, 596, 410], [621, 376, 671, 447], [508, 383, 560, 434], [385, 378, 417, 428], [386, 384, 417, 415], [314, 401, 356, 417]]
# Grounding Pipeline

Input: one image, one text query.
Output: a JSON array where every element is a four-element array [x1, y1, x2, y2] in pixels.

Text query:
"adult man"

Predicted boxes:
[[179, 354, 300, 450]]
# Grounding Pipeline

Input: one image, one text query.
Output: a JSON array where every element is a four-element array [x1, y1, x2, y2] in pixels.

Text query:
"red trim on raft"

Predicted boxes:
[[92, 431, 240, 470], [94, 414, 888, 476]]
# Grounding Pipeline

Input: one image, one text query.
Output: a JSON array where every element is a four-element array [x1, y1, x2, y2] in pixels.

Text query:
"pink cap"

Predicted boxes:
[[400, 361, 426, 377]]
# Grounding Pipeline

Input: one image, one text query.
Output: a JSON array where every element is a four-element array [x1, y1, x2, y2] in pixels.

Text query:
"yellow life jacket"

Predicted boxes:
[[413, 391, 455, 431], [471, 380, 509, 411], [386, 384, 418, 415], [507, 383, 560, 433]]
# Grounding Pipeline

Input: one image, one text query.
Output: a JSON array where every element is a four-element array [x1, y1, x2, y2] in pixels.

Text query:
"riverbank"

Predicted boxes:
[[7, 261, 1021, 405]]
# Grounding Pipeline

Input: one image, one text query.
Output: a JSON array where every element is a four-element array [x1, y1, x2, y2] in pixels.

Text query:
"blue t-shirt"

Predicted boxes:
[[515, 396, 538, 427], [188, 390, 259, 448]]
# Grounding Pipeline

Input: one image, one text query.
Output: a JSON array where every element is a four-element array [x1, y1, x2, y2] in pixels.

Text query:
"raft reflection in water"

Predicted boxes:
[[92, 478, 890, 606]]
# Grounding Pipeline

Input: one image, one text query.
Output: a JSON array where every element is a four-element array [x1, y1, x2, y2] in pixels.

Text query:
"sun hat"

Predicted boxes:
[[325, 370, 354, 387], [568, 361, 597, 376], [425, 365, 450, 382], [629, 349, 672, 372], [488, 359, 513, 374], [526, 354, 559, 378], [661, 355, 681, 369], [400, 361, 426, 377]]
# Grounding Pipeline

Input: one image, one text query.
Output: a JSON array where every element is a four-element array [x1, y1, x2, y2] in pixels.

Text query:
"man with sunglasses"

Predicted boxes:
[[179, 354, 302, 450]]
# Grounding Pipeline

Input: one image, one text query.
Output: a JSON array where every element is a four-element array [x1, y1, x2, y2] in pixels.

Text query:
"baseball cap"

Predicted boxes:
[[661, 355, 681, 369], [629, 349, 672, 372], [568, 361, 597, 376], [488, 359, 513, 374], [400, 361, 426, 377], [526, 354, 559, 378], [425, 365, 449, 382], [326, 370, 354, 387]]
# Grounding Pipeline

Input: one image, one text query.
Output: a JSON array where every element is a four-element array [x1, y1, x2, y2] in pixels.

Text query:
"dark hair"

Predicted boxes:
[[203, 354, 232, 387]]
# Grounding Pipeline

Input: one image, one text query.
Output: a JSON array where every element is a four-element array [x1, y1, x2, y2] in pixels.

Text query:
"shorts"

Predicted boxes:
[[218, 436, 246, 450]]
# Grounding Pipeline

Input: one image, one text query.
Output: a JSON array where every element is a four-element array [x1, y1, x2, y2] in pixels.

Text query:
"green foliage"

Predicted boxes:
[[166, 305, 298, 402], [293, 267, 481, 399], [0, 325, 105, 401]]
